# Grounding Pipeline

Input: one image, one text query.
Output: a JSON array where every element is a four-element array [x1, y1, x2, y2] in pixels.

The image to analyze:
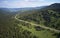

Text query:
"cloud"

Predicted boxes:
[[28, 0, 44, 1], [0, 0, 60, 8]]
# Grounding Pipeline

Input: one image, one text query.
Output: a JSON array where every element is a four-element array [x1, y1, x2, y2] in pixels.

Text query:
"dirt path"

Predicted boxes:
[[15, 14, 60, 33]]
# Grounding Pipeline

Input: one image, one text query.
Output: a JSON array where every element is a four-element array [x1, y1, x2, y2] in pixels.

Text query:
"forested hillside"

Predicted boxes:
[[18, 3, 60, 30], [0, 8, 38, 38], [0, 3, 60, 38], [17, 3, 60, 38]]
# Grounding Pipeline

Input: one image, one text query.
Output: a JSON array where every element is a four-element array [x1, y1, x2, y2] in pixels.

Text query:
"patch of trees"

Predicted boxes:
[[0, 12, 38, 38], [34, 26, 44, 31], [18, 9, 60, 30], [53, 33, 60, 38]]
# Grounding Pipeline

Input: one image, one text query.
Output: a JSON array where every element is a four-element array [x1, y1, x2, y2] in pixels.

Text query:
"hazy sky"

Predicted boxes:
[[0, 0, 60, 8]]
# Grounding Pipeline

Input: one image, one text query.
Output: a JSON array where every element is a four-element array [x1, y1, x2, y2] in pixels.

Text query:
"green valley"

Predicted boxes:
[[0, 3, 60, 38]]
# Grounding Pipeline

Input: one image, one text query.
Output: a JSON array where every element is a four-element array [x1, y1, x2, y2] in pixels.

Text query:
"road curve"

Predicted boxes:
[[15, 14, 60, 33]]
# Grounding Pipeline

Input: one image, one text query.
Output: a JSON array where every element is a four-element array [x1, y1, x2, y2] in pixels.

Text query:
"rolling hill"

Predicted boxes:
[[18, 3, 60, 30], [0, 3, 60, 38], [17, 3, 60, 38]]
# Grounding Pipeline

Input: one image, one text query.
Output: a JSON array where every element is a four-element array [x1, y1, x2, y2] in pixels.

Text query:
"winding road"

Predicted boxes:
[[15, 14, 60, 33]]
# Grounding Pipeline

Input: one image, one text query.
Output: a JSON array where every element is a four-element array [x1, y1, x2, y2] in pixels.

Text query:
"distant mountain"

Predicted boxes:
[[0, 3, 60, 12], [39, 3, 60, 11], [0, 6, 46, 12], [47, 3, 60, 9], [0, 8, 21, 12]]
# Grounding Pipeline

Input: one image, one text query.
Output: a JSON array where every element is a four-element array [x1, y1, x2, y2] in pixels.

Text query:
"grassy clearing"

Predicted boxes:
[[18, 23, 56, 38]]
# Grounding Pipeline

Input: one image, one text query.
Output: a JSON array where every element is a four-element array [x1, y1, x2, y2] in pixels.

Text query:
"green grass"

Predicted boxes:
[[33, 30, 56, 38], [18, 23, 56, 38]]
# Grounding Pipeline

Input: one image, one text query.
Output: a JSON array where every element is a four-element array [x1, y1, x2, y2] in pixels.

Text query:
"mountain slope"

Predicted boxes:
[[0, 3, 60, 38], [16, 3, 60, 38], [18, 3, 60, 30], [0, 7, 39, 38]]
